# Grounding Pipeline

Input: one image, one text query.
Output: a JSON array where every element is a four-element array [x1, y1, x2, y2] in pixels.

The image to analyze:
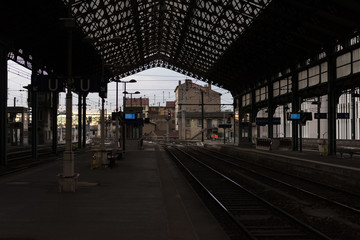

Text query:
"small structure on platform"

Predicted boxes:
[[8, 107, 29, 146], [123, 107, 144, 150]]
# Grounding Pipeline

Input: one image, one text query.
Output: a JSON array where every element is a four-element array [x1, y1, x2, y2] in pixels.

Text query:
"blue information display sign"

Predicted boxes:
[[289, 113, 300, 120], [125, 113, 136, 119]]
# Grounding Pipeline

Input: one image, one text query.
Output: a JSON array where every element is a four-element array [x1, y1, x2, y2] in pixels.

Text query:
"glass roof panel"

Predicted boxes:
[[63, 0, 271, 79]]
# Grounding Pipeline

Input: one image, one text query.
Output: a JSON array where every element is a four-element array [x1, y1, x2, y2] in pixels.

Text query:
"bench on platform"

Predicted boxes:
[[256, 138, 272, 150], [106, 149, 122, 168], [337, 148, 360, 159]]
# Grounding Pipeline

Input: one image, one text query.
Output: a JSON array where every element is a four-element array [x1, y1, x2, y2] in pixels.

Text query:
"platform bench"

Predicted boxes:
[[337, 148, 360, 159], [106, 150, 122, 168], [256, 138, 272, 151]]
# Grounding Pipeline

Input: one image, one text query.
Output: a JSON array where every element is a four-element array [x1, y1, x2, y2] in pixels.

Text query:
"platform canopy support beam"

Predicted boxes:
[[83, 94, 87, 148], [327, 51, 337, 156], [52, 92, 58, 154], [291, 68, 300, 151], [58, 0, 78, 192], [78, 92, 82, 149], [237, 97, 242, 146], [351, 89, 356, 140], [0, 41, 8, 166], [249, 89, 256, 144], [31, 65, 38, 161], [267, 81, 274, 139]]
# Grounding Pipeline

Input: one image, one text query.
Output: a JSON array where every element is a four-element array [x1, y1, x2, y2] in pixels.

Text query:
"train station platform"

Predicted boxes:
[[0, 142, 230, 240]]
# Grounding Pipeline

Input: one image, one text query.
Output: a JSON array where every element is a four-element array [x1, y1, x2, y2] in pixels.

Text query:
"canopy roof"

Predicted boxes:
[[2, 0, 360, 94]]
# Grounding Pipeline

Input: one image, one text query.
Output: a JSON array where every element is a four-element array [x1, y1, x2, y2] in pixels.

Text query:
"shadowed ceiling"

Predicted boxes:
[[1, 0, 360, 94]]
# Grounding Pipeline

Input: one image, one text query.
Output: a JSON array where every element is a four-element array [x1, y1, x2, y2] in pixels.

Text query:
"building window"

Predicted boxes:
[[242, 93, 251, 106], [207, 119, 212, 128], [255, 86, 268, 102], [198, 119, 202, 126], [186, 118, 190, 126]]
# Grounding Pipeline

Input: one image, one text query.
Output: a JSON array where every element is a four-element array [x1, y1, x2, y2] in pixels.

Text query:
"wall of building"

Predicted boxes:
[[175, 80, 234, 141]]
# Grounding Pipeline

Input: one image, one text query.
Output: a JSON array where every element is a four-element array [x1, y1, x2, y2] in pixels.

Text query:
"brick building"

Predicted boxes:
[[175, 79, 233, 140]]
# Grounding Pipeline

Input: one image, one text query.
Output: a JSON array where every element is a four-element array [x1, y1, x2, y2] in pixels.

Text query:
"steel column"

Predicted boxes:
[[31, 66, 38, 161], [317, 97, 321, 139], [59, 0, 77, 192], [233, 98, 236, 144], [283, 105, 287, 138], [291, 69, 299, 151], [115, 81, 119, 146], [78, 93, 82, 149], [351, 89, 356, 140], [249, 89, 256, 143], [52, 92, 58, 154], [100, 97, 105, 151], [0, 43, 8, 165], [122, 91, 126, 151], [201, 91, 204, 142], [237, 97, 242, 146], [267, 82, 274, 138], [327, 53, 337, 155], [83, 94, 87, 148]]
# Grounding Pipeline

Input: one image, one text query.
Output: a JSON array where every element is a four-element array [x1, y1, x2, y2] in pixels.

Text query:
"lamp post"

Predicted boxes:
[[123, 91, 140, 107]]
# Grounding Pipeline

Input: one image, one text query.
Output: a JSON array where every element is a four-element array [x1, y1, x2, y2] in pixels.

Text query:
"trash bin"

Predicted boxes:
[[91, 148, 107, 169], [318, 140, 328, 156]]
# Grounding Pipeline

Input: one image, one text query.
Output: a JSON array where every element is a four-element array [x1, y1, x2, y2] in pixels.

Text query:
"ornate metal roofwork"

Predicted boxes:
[[2, 0, 360, 94], [65, 0, 270, 80]]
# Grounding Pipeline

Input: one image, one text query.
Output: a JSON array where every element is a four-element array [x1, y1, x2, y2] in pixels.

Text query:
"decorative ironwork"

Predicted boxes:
[[64, 0, 270, 83]]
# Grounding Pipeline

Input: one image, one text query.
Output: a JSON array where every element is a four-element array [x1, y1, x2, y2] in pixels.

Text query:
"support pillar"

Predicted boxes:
[[115, 81, 119, 146], [201, 91, 204, 142], [267, 82, 274, 138], [101, 97, 105, 151], [317, 96, 321, 139], [83, 94, 87, 148], [58, 1, 78, 192], [78, 93, 82, 149], [351, 89, 356, 140], [122, 91, 126, 151], [52, 92, 58, 154], [237, 97, 242, 146], [249, 89, 256, 143], [0, 43, 8, 165], [283, 105, 287, 138], [31, 67, 38, 161], [233, 98, 236, 144], [291, 69, 300, 151], [327, 52, 337, 155]]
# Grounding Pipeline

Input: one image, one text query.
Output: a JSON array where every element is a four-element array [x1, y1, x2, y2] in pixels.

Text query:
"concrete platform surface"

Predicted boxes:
[[0, 142, 229, 240]]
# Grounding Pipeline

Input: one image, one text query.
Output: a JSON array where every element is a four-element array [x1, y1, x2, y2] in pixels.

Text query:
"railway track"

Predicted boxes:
[[8, 145, 65, 162], [0, 145, 66, 177], [165, 145, 331, 240], [190, 146, 360, 213]]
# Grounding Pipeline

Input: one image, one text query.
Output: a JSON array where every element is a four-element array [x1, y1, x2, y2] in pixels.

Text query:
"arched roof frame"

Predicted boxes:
[[65, 0, 271, 83], [2, 0, 360, 95]]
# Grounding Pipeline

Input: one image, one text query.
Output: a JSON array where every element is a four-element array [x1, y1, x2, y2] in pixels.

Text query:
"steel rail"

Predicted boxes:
[[195, 146, 360, 215], [165, 145, 332, 240]]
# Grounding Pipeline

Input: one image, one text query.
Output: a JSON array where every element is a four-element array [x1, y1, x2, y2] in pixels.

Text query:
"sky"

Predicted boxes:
[[7, 60, 234, 113]]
